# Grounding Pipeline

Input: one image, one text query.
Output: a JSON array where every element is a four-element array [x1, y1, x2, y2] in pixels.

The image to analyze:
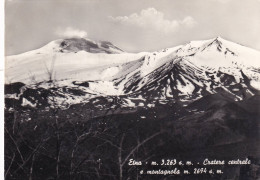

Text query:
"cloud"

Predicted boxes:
[[55, 27, 87, 38], [108, 8, 197, 34], [181, 16, 197, 28]]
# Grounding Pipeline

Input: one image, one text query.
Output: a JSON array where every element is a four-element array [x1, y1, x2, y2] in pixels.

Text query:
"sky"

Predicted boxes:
[[5, 0, 260, 55]]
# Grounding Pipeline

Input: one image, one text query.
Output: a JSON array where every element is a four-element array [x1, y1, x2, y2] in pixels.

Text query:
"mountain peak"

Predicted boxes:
[[215, 36, 224, 40], [199, 36, 236, 53], [57, 38, 124, 54], [209, 36, 226, 44]]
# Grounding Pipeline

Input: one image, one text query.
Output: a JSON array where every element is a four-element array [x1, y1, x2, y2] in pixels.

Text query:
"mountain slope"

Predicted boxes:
[[5, 38, 147, 84], [4, 37, 260, 109]]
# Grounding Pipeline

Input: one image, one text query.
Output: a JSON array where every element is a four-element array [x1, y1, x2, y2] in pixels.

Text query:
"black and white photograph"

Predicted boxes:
[[3, 0, 260, 179]]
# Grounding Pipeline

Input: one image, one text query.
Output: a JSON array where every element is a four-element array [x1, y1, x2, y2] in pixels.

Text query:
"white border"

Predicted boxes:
[[0, 0, 5, 179]]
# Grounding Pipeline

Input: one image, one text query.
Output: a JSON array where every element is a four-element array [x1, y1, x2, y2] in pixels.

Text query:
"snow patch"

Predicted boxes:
[[250, 80, 260, 90], [22, 98, 36, 108]]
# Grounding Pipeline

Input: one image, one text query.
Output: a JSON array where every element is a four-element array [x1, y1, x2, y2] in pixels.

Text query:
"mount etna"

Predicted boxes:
[[4, 37, 260, 180]]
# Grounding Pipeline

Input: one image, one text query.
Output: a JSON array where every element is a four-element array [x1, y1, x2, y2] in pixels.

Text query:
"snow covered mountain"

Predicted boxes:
[[5, 37, 260, 109]]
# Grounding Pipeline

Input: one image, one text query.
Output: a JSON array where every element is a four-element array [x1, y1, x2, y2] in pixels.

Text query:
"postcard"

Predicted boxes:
[[4, 0, 260, 179]]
